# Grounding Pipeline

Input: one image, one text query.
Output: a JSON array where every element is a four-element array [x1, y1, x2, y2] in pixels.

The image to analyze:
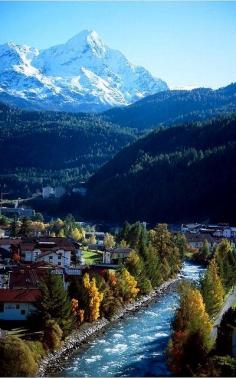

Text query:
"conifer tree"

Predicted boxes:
[[36, 273, 75, 336]]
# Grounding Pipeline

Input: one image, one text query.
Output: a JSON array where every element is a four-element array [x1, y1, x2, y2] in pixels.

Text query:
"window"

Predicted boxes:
[[5, 304, 15, 310], [49, 256, 53, 260], [58, 262, 62, 266], [0, 303, 4, 312], [16, 304, 20, 309], [21, 309, 26, 315], [58, 255, 62, 259]]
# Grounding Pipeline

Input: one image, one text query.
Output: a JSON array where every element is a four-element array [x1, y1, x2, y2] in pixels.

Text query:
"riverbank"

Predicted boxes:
[[37, 275, 180, 376]]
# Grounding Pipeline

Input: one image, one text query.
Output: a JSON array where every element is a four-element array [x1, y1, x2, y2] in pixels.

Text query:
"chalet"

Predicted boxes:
[[103, 247, 132, 264], [20, 237, 77, 267], [0, 288, 40, 321]]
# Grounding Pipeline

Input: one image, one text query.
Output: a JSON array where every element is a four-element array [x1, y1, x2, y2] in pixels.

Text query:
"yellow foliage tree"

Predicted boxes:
[[104, 233, 115, 249], [168, 284, 213, 375], [71, 227, 85, 241], [117, 269, 139, 302], [83, 273, 103, 322]]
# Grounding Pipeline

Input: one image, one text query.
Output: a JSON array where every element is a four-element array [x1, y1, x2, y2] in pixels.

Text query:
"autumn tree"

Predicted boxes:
[[125, 250, 152, 294], [116, 268, 139, 302], [0, 336, 38, 377], [201, 258, 225, 317], [168, 283, 212, 375], [42, 319, 63, 351], [104, 233, 115, 249], [71, 227, 84, 241], [83, 273, 103, 322]]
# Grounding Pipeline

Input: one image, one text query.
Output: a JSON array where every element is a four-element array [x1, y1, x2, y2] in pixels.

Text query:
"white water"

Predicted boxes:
[[55, 262, 204, 377]]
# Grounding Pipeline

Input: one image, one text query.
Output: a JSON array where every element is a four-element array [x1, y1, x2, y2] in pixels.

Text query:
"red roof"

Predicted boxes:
[[21, 237, 76, 252], [0, 289, 41, 303], [9, 263, 64, 289]]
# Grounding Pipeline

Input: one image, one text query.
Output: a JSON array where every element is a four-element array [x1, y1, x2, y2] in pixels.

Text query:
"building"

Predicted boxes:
[[185, 232, 235, 250], [0, 288, 40, 321], [8, 262, 64, 289], [42, 186, 54, 199], [20, 237, 76, 267], [0, 207, 35, 218], [181, 223, 201, 233], [103, 247, 132, 264], [0, 228, 6, 238], [54, 186, 66, 199]]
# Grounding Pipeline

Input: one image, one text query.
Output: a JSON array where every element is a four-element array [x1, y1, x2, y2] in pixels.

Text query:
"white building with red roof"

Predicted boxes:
[[0, 288, 40, 321]]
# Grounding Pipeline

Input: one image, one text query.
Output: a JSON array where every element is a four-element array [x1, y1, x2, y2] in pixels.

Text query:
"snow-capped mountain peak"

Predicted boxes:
[[0, 30, 169, 112], [66, 29, 106, 57]]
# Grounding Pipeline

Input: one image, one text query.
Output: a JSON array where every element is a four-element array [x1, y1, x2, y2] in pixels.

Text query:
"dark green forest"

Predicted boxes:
[[103, 83, 236, 130], [79, 114, 236, 223], [0, 102, 136, 195]]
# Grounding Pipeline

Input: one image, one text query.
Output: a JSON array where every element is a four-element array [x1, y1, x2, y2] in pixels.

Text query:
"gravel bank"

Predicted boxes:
[[37, 276, 179, 376]]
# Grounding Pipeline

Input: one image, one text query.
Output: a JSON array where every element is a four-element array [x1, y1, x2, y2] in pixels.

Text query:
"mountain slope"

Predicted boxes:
[[103, 83, 236, 130], [82, 114, 236, 223], [0, 30, 168, 113], [0, 102, 136, 196]]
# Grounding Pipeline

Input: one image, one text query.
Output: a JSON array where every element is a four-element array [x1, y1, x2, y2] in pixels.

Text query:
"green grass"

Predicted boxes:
[[232, 299, 236, 309], [82, 249, 103, 265]]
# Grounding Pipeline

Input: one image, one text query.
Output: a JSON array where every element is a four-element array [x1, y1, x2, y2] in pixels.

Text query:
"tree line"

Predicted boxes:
[[168, 238, 236, 376]]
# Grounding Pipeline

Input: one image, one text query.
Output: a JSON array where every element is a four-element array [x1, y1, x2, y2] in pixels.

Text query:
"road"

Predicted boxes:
[[211, 286, 236, 340]]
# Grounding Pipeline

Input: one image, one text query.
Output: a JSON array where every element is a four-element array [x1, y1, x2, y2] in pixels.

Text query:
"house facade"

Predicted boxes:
[[103, 247, 132, 264], [0, 289, 40, 321], [20, 238, 76, 267]]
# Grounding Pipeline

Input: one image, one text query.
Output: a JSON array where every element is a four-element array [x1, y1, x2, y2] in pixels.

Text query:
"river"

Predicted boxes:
[[54, 262, 205, 377]]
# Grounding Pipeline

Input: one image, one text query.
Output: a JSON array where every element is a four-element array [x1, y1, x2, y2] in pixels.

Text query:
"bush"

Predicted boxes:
[[0, 335, 38, 376], [25, 340, 46, 362], [42, 319, 63, 351]]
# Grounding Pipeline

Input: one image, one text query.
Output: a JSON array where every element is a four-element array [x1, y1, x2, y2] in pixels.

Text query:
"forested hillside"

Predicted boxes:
[[103, 83, 236, 130], [0, 103, 136, 195], [82, 114, 236, 223]]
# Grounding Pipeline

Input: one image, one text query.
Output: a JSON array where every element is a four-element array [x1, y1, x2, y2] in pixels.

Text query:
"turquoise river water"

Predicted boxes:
[[55, 262, 204, 377]]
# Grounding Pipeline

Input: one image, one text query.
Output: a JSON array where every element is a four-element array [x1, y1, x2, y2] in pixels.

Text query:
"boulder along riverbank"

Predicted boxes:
[[37, 276, 180, 377]]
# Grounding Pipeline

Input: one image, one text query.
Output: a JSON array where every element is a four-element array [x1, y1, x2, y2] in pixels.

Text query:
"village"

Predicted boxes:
[[0, 209, 236, 324]]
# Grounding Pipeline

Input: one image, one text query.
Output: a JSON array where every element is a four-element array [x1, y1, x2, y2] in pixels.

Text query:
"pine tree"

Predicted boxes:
[[10, 217, 18, 237], [201, 258, 225, 317], [36, 273, 75, 336], [19, 217, 31, 237]]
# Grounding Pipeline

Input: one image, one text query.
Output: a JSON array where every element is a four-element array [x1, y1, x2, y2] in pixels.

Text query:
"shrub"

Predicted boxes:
[[0, 335, 38, 376]]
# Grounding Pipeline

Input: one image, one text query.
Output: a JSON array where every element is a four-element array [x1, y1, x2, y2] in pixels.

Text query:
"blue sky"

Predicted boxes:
[[1, 1, 235, 89]]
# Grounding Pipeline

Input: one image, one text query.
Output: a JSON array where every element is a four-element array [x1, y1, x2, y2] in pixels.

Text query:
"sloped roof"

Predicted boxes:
[[0, 289, 41, 303]]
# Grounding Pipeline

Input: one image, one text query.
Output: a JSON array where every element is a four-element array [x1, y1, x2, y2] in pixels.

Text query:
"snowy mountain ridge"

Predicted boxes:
[[0, 30, 168, 112]]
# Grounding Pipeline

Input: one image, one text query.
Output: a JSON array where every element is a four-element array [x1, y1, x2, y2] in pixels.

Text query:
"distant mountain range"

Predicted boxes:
[[0, 30, 168, 112], [103, 83, 236, 130]]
